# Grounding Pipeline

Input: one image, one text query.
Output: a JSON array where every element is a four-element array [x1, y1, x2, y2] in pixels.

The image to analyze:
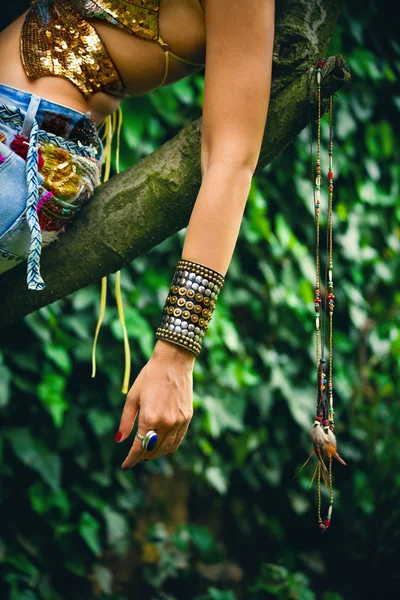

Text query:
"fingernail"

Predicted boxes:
[[122, 466, 129, 471], [114, 431, 123, 442], [144, 459, 150, 462], [165, 453, 172, 457]]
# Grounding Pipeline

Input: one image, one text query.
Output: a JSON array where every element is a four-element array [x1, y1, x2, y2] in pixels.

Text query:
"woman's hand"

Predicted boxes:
[[114, 340, 195, 469]]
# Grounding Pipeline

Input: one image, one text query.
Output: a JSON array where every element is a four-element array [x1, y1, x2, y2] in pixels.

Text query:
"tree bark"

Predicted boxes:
[[0, 0, 350, 328]]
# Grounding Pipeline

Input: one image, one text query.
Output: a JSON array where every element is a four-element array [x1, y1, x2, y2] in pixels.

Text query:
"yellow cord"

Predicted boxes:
[[115, 107, 131, 394], [115, 270, 131, 394], [91, 107, 131, 393], [91, 275, 107, 379]]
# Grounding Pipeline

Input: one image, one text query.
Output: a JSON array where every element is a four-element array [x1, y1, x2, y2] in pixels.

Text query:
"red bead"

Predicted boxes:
[[314, 298, 321, 303], [324, 519, 331, 528], [328, 171, 334, 180], [316, 59, 325, 70]]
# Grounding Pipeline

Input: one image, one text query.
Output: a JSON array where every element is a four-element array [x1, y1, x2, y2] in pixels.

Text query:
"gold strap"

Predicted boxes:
[[91, 106, 131, 393], [155, 35, 205, 88]]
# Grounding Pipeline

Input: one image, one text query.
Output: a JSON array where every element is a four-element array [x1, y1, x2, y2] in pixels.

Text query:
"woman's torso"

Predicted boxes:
[[0, 0, 206, 124]]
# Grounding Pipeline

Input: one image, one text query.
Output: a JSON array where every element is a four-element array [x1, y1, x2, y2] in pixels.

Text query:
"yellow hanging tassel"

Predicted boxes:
[[91, 106, 131, 393]]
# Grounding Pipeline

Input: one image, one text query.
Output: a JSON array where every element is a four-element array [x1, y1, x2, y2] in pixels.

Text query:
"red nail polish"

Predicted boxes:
[[114, 431, 123, 442], [165, 453, 172, 457], [122, 466, 129, 471]]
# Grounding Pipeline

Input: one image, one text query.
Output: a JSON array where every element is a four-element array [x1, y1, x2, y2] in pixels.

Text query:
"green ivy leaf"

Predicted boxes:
[[37, 372, 69, 428], [5, 428, 61, 491], [103, 507, 129, 547], [0, 363, 11, 408], [205, 466, 228, 495], [43, 345, 72, 375], [78, 512, 102, 556]]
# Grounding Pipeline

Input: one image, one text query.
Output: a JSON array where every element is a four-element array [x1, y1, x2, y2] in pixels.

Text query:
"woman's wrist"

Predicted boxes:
[[153, 339, 196, 367]]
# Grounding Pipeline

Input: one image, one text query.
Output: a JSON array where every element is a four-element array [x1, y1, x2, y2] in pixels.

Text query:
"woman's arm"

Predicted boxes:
[[117, 0, 275, 468], [154, 0, 275, 357], [181, 0, 275, 276]]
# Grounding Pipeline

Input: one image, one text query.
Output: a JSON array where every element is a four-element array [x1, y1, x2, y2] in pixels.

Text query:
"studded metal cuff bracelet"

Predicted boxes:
[[155, 259, 225, 357]]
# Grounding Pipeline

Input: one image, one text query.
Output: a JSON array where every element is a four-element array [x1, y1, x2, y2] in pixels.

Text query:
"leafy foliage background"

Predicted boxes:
[[1, 1, 399, 598]]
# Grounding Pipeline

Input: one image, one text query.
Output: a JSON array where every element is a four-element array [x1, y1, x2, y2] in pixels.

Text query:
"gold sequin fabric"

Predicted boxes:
[[70, 0, 161, 40], [20, 0, 163, 100], [21, 0, 126, 99]]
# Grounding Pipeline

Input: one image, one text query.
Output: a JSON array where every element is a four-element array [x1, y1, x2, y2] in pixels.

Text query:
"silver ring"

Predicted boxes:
[[136, 429, 158, 451]]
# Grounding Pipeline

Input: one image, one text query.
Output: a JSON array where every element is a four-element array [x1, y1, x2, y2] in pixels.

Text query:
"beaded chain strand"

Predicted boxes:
[[308, 59, 346, 532]]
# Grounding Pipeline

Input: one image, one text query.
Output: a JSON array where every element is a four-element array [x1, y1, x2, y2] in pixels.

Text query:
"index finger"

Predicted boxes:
[[121, 420, 162, 470], [121, 434, 145, 470]]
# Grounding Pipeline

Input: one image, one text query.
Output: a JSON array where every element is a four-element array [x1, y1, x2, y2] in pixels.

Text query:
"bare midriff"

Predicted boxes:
[[0, 0, 206, 124]]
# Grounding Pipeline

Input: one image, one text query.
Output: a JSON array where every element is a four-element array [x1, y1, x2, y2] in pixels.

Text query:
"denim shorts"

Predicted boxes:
[[0, 83, 103, 290]]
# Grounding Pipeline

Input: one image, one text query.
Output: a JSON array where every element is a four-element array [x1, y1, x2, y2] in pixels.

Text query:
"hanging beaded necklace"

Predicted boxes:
[[301, 58, 346, 532]]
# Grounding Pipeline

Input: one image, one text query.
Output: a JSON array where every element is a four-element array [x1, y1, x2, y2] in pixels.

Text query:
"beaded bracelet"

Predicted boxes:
[[155, 259, 225, 357]]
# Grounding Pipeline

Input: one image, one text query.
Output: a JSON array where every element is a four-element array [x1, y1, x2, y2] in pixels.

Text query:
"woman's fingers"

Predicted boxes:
[[121, 433, 146, 470], [164, 421, 190, 456], [122, 415, 189, 468], [141, 421, 182, 461], [114, 367, 144, 443], [120, 410, 172, 468], [121, 421, 172, 469]]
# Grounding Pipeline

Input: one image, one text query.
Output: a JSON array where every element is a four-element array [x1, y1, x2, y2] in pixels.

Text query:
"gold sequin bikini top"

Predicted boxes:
[[21, 0, 206, 100]]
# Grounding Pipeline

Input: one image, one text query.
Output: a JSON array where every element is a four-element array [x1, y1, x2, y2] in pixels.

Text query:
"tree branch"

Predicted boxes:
[[0, 0, 350, 327]]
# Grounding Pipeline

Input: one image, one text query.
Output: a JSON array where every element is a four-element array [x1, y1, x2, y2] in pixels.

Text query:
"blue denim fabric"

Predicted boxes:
[[0, 83, 102, 281]]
